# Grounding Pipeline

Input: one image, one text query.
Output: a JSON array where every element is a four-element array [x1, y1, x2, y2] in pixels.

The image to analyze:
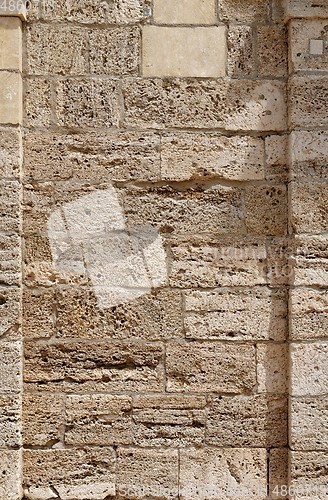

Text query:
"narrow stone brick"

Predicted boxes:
[[0, 127, 21, 178], [227, 26, 255, 77], [290, 451, 328, 497], [0, 180, 20, 233], [220, 0, 270, 22], [0, 341, 21, 393], [0, 450, 21, 500], [291, 396, 328, 451], [153, 0, 216, 24], [22, 393, 64, 446], [290, 131, 328, 180], [22, 288, 55, 339], [24, 78, 51, 128], [0, 395, 21, 447], [0, 234, 21, 286], [290, 288, 328, 340], [0, 18, 22, 71], [269, 448, 288, 499], [0, 287, 20, 337], [291, 182, 328, 234], [291, 342, 328, 396], [0, 72, 22, 125], [257, 26, 288, 78], [256, 343, 288, 394], [290, 20, 328, 72], [290, 76, 328, 128], [245, 185, 288, 236], [265, 134, 289, 182], [166, 341, 256, 393]]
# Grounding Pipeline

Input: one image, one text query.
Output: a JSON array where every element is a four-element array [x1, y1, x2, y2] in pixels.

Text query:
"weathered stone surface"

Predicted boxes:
[[0, 341, 21, 392], [265, 134, 289, 181], [142, 26, 226, 78], [56, 79, 121, 128], [291, 396, 328, 451], [0, 395, 21, 447], [257, 343, 288, 394], [0, 127, 21, 179], [24, 340, 164, 392], [285, 0, 328, 19], [291, 342, 328, 396], [23, 288, 55, 339], [184, 287, 287, 341], [290, 20, 328, 72], [227, 26, 255, 77], [290, 76, 328, 128], [0, 180, 20, 233], [290, 451, 328, 499], [0, 451, 21, 500], [257, 26, 288, 78], [65, 394, 133, 446], [0, 71, 22, 125], [90, 27, 140, 75], [133, 394, 206, 447], [0, 234, 21, 286], [0, 287, 20, 337], [293, 235, 328, 287], [207, 395, 287, 447], [272, 0, 285, 22], [23, 448, 116, 499], [0, 17, 22, 71], [269, 448, 288, 499], [291, 182, 328, 234], [117, 448, 179, 499], [153, 0, 216, 24], [123, 78, 287, 131], [166, 341, 256, 393], [220, 0, 270, 22], [290, 288, 328, 340], [22, 393, 64, 446], [23, 182, 53, 235], [24, 78, 51, 128], [290, 131, 328, 180], [161, 133, 264, 182], [179, 448, 267, 500], [245, 185, 287, 235]]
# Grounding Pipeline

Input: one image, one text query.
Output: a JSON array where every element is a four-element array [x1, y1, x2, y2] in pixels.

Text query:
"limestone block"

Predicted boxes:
[[56, 79, 121, 128], [23, 448, 116, 499], [24, 78, 51, 128], [265, 134, 289, 181], [290, 451, 328, 499], [22, 288, 55, 339], [0, 234, 21, 286], [293, 235, 328, 287], [123, 78, 287, 131], [0, 395, 21, 447], [207, 395, 287, 447], [65, 394, 133, 446], [0, 341, 21, 392], [179, 448, 267, 500], [153, 0, 216, 24], [0, 127, 21, 178], [166, 341, 256, 393], [0, 179, 20, 233], [257, 26, 288, 78], [0, 287, 20, 337], [89, 27, 140, 75], [22, 393, 64, 446], [290, 131, 328, 180], [184, 287, 287, 341], [0, 18, 21, 71], [142, 26, 226, 78], [26, 25, 88, 75], [161, 133, 265, 182], [290, 288, 328, 340], [256, 343, 288, 394], [24, 340, 164, 392], [0, 71, 22, 124], [291, 342, 328, 396], [220, 0, 270, 22], [291, 182, 328, 234], [23, 182, 54, 235], [272, 0, 285, 22], [245, 185, 287, 236], [117, 448, 179, 499], [24, 131, 161, 183], [291, 20, 328, 72], [227, 26, 255, 77], [0, 450, 21, 500], [291, 396, 328, 451], [269, 448, 288, 499], [133, 394, 206, 447], [285, 0, 328, 19], [290, 76, 328, 128]]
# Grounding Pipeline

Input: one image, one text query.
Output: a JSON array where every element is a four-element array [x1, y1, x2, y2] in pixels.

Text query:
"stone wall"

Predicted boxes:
[[0, 0, 326, 498]]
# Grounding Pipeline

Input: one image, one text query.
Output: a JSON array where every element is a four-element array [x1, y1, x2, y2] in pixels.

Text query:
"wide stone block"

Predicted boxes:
[[0, 450, 21, 500], [179, 448, 267, 500], [142, 26, 226, 78], [293, 235, 328, 287], [0, 395, 21, 447], [290, 131, 328, 180], [22, 393, 64, 446], [257, 26, 288, 78], [166, 341, 256, 393], [0, 127, 21, 178], [290, 288, 328, 340], [153, 0, 216, 24], [291, 396, 328, 451], [291, 342, 328, 396], [291, 20, 328, 72], [290, 451, 328, 499], [0, 341, 21, 392], [285, 0, 328, 19], [207, 395, 287, 447], [0, 71, 22, 124], [227, 26, 255, 77], [291, 182, 328, 234], [123, 78, 287, 131], [245, 184, 287, 236], [0, 287, 20, 337], [220, 0, 270, 22], [184, 287, 287, 341], [256, 343, 288, 394], [0, 18, 22, 71], [290, 76, 328, 128], [24, 78, 51, 128]]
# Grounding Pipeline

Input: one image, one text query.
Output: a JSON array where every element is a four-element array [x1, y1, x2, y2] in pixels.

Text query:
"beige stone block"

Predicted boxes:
[[257, 343, 288, 394], [207, 395, 287, 447], [24, 340, 164, 392], [123, 78, 287, 131], [293, 235, 328, 287], [291, 20, 328, 72], [161, 133, 265, 182], [0, 179, 21, 233], [285, 0, 328, 19], [290, 451, 328, 499], [22, 393, 64, 446], [291, 182, 328, 234], [0, 71, 21, 124], [0, 18, 21, 70], [117, 448, 179, 498], [179, 448, 267, 500], [291, 396, 328, 451], [56, 78, 121, 128], [133, 394, 206, 447], [142, 26, 226, 78], [23, 182, 53, 235], [0, 450, 21, 500], [265, 134, 289, 182], [272, 0, 285, 22], [0, 395, 21, 447], [290, 288, 328, 340], [0, 234, 21, 286], [24, 78, 51, 128], [266, 237, 293, 287], [23, 448, 116, 499], [257, 26, 288, 78], [166, 341, 256, 393], [220, 0, 270, 22], [153, 0, 216, 24], [291, 342, 328, 396], [184, 287, 287, 341], [269, 448, 288, 499], [65, 394, 133, 446], [290, 131, 328, 180], [0, 341, 21, 392], [227, 26, 255, 77], [0, 127, 21, 178], [245, 185, 288, 236], [290, 76, 328, 128], [23, 288, 55, 339], [0, 287, 20, 337]]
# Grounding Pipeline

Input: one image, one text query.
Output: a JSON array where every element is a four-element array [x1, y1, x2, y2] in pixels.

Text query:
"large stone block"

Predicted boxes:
[[142, 26, 226, 78], [0, 18, 22, 71], [291, 396, 328, 451], [290, 451, 328, 499], [153, 0, 216, 24], [0, 395, 21, 447], [0, 341, 21, 392], [184, 287, 287, 341], [285, 0, 328, 19], [257, 26, 288, 78], [290, 131, 328, 180], [0, 450, 21, 500], [293, 235, 328, 287], [0, 287, 20, 337], [290, 288, 328, 340], [256, 343, 288, 394], [290, 76, 328, 128], [227, 26, 255, 77], [290, 20, 328, 72], [0, 71, 22, 125], [123, 78, 287, 131], [291, 182, 328, 234], [0, 127, 21, 178], [220, 0, 270, 22], [291, 342, 328, 396], [166, 341, 256, 393], [24, 78, 51, 128], [22, 393, 64, 446], [207, 395, 287, 447], [245, 185, 288, 235]]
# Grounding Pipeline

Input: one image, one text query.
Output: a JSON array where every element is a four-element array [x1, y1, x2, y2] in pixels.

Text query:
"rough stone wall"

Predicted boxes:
[[0, 0, 326, 498]]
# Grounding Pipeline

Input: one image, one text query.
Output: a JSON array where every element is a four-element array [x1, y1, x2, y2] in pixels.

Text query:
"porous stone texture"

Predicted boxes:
[[290, 20, 328, 72], [290, 451, 328, 499], [290, 288, 328, 340], [285, 0, 328, 19], [289, 76, 328, 128], [291, 342, 328, 396], [0, 450, 21, 500], [220, 0, 270, 23], [291, 397, 328, 451]]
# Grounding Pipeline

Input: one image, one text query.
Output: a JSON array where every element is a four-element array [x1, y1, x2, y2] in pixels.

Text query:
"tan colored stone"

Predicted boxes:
[[179, 448, 267, 500], [220, 0, 270, 22], [291, 342, 328, 396], [290, 288, 328, 340], [291, 182, 328, 234], [290, 131, 328, 180], [290, 451, 328, 499], [245, 185, 288, 236], [123, 78, 287, 131], [166, 341, 256, 393], [0, 341, 21, 392], [291, 396, 328, 451], [0, 71, 22, 124], [207, 395, 287, 448], [285, 0, 328, 19], [0, 179, 20, 233], [23, 288, 55, 339], [265, 134, 289, 181], [24, 78, 51, 128], [23, 448, 116, 499], [184, 287, 287, 341], [257, 343, 288, 394], [291, 20, 328, 72], [0, 127, 21, 178], [0, 395, 21, 447], [153, 0, 216, 24], [161, 133, 265, 182], [269, 448, 288, 499], [142, 26, 226, 78], [0, 234, 21, 286], [272, 0, 285, 22], [293, 235, 328, 287], [0, 287, 20, 337], [0, 450, 21, 500], [117, 448, 179, 499], [22, 393, 64, 446], [0, 18, 21, 71], [290, 76, 328, 128], [257, 26, 288, 78], [227, 26, 255, 77], [65, 394, 133, 446]]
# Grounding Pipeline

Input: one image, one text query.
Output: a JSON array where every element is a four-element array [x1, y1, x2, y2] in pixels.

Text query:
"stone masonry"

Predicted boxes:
[[0, 0, 326, 498]]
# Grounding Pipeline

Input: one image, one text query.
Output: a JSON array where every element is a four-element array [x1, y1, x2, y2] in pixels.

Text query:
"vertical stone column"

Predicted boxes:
[[286, 0, 328, 496], [0, 5, 25, 499]]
